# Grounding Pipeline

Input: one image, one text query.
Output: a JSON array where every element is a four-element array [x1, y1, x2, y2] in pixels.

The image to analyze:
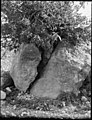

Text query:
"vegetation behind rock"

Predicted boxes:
[[1, 1, 91, 53]]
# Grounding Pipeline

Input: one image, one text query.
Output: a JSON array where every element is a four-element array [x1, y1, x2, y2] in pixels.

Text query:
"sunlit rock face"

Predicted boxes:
[[10, 43, 41, 92], [30, 41, 91, 99]]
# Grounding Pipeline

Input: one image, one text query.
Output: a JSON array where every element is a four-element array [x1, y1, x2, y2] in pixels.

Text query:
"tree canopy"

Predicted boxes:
[[1, 1, 91, 52]]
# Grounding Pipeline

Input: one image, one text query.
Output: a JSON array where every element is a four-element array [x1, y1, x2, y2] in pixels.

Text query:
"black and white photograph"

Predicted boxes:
[[1, 1, 91, 119]]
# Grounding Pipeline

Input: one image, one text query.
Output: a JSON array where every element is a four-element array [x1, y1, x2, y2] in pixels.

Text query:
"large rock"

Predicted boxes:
[[30, 41, 91, 99], [1, 71, 14, 90], [10, 43, 41, 92]]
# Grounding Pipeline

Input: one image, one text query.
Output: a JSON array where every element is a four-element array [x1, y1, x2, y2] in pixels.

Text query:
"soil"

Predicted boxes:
[[0, 86, 91, 118]]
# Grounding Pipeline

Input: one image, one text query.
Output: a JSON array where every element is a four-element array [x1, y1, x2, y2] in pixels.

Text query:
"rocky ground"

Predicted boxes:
[[0, 86, 91, 118], [0, 87, 91, 118], [1, 47, 91, 119]]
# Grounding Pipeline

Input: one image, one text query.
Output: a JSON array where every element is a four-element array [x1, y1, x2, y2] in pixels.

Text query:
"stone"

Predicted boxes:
[[10, 43, 41, 92], [0, 90, 6, 100], [30, 41, 91, 99], [1, 71, 14, 90], [81, 96, 87, 102], [6, 87, 11, 92]]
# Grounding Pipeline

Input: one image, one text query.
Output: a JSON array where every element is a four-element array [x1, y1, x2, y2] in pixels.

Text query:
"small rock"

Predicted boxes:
[[6, 87, 11, 92], [81, 96, 87, 102], [86, 101, 91, 108], [0, 90, 6, 100], [62, 101, 66, 107]]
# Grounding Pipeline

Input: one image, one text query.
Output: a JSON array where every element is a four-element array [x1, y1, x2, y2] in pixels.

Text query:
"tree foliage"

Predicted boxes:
[[1, 1, 91, 52]]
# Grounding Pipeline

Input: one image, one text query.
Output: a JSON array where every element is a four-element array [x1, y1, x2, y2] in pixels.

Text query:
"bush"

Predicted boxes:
[[1, 1, 91, 52]]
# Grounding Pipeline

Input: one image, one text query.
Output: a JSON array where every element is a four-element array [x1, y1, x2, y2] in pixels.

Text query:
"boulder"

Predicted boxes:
[[30, 41, 91, 99], [10, 43, 41, 92], [1, 71, 14, 90]]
